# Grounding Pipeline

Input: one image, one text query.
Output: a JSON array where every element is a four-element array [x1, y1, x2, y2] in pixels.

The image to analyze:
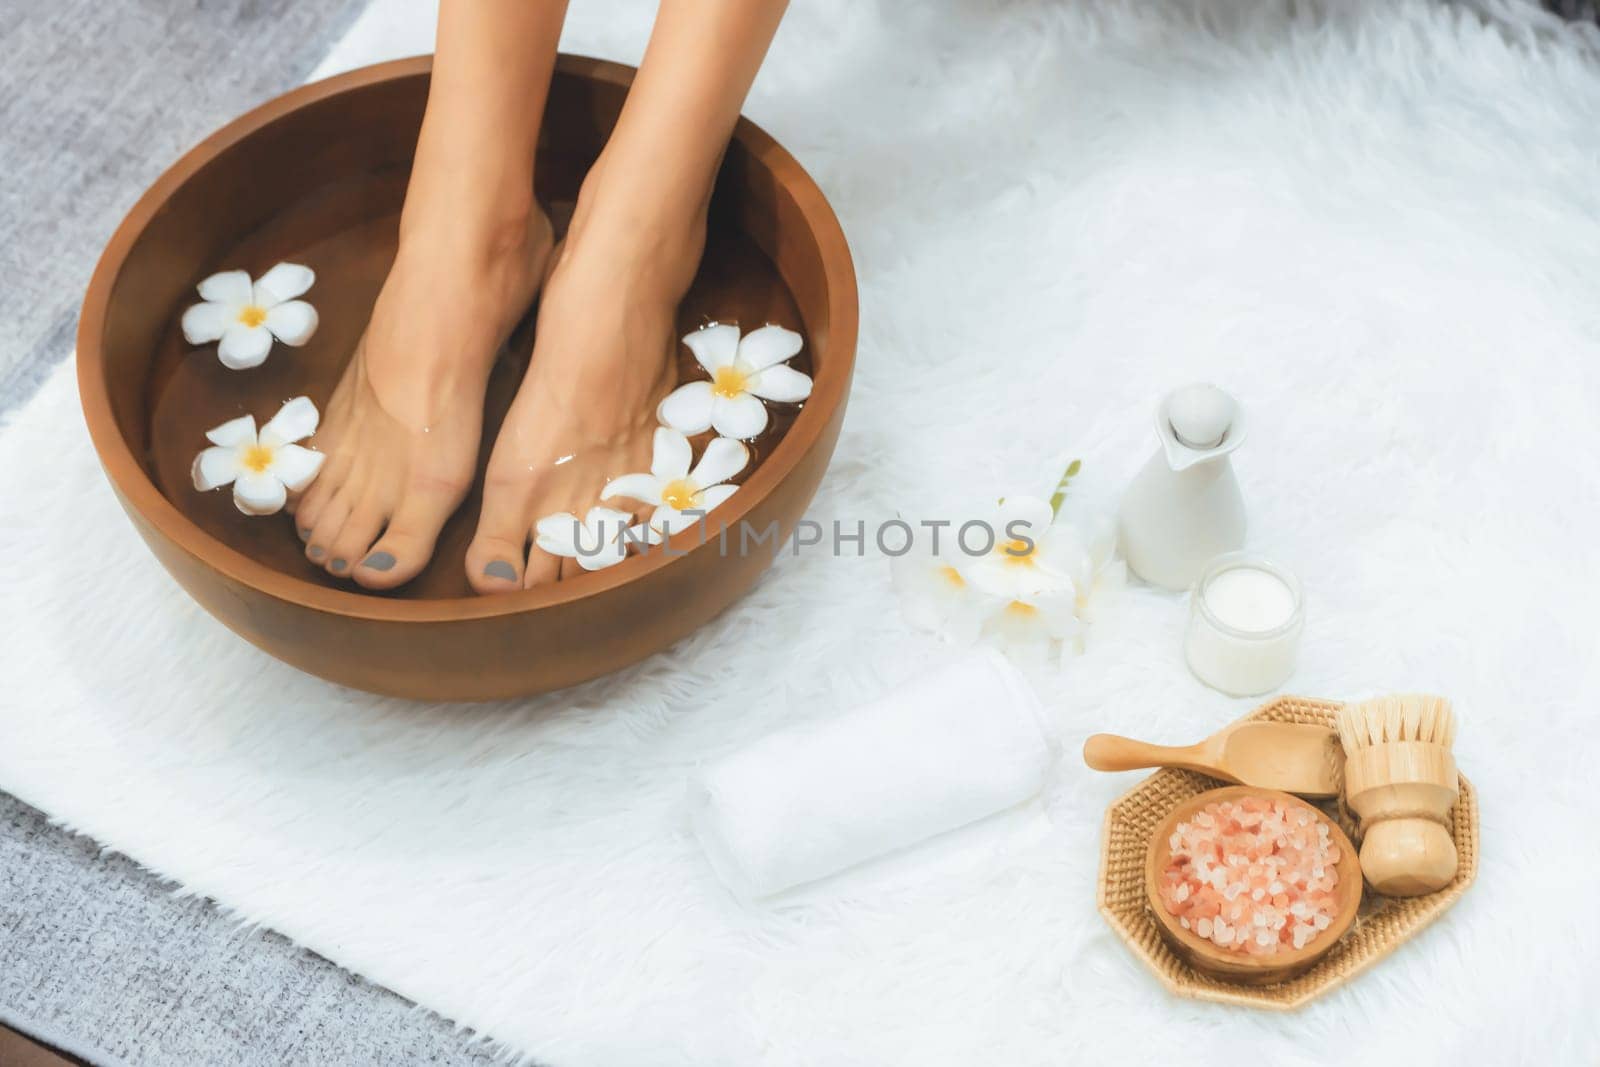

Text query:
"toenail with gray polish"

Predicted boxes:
[[309, 546, 325, 560], [298, 527, 312, 542], [484, 560, 517, 581], [331, 558, 348, 573], [362, 551, 396, 572]]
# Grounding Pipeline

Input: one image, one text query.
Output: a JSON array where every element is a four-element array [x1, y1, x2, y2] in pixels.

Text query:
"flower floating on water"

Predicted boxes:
[[191, 396, 324, 516], [534, 506, 637, 571], [657, 323, 812, 440], [601, 428, 747, 544], [182, 262, 319, 370]]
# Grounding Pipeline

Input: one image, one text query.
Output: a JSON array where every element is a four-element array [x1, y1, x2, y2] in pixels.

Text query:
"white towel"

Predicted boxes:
[[688, 649, 1057, 902]]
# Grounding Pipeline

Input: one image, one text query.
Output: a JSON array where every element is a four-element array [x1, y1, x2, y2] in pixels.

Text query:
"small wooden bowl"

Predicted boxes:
[[76, 56, 856, 701], [1144, 786, 1362, 985]]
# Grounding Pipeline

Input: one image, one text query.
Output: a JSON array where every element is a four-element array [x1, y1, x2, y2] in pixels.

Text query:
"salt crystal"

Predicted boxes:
[[1158, 795, 1343, 958]]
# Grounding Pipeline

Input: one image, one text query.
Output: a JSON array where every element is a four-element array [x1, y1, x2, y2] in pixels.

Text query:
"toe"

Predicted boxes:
[[294, 478, 338, 544], [288, 502, 312, 541], [467, 531, 529, 594], [325, 499, 389, 580], [354, 479, 464, 591], [524, 544, 562, 588], [305, 488, 353, 567], [466, 479, 536, 595]]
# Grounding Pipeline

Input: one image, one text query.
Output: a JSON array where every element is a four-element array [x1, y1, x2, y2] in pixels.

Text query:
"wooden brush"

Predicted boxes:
[[1335, 694, 1460, 897]]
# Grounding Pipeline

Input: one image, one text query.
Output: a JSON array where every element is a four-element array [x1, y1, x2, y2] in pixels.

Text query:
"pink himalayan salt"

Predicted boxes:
[[1158, 795, 1342, 957]]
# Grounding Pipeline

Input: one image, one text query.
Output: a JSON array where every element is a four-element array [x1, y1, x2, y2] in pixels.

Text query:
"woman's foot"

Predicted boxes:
[[292, 207, 552, 589], [464, 164, 706, 592]]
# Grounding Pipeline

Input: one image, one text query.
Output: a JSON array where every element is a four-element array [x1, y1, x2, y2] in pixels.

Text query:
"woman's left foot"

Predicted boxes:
[[464, 163, 707, 592]]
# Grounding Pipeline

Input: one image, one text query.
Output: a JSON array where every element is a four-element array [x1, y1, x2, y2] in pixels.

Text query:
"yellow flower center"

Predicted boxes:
[[1005, 600, 1038, 617], [660, 478, 700, 512], [237, 305, 268, 328], [939, 564, 965, 588], [712, 364, 749, 399], [1000, 538, 1035, 565], [241, 444, 275, 473]]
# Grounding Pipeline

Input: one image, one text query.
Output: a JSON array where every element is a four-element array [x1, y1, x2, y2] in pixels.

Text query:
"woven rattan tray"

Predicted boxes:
[[1096, 695, 1478, 1010]]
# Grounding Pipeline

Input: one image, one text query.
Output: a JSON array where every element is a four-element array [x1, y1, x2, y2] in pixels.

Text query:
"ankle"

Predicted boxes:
[[564, 156, 707, 289], [396, 197, 548, 276], [399, 146, 542, 245]]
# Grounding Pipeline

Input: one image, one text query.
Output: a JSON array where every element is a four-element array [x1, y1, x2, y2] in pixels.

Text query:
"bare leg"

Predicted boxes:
[[294, 0, 568, 589], [466, 0, 790, 591]]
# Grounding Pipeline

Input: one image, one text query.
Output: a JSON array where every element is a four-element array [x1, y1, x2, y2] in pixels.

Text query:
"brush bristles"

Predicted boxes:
[[1336, 694, 1456, 753]]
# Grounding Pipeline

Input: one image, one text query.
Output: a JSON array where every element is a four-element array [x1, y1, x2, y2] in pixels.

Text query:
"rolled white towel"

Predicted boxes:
[[688, 648, 1056, 902]]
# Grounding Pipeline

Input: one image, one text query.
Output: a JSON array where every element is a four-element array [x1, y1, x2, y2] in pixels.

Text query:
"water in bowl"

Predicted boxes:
[[144, 170, 810, 600]]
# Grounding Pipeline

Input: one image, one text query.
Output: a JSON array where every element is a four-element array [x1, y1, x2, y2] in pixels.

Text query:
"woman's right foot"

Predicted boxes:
[[292, 207, 552, 590]]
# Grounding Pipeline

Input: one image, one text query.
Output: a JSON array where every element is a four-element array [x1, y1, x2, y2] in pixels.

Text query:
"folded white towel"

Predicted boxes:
[[688, 649, 1057, 902]]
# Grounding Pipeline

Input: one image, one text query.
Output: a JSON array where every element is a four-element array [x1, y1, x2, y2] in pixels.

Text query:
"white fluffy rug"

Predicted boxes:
[[4, 1, 1599, 1063]]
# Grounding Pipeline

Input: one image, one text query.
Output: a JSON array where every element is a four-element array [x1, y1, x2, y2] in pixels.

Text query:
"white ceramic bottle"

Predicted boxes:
[[1118, 384, 1247, 591]]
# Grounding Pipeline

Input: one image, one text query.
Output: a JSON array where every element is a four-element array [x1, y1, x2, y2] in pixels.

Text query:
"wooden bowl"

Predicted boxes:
[[1144, 786, 1362, 985], [75, 56, 857, 702]]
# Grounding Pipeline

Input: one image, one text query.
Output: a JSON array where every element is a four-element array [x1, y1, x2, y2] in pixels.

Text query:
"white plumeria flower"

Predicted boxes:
[[890, 550, 991, 645], [979, 583, 1084, 667], [981, 511, 1125, 662], [534, 506, 636, 571], [191, 396, 325, 516], [657, 323, 812, 440], [891, 487, 1126, 666], [966, 495, 1086, 601], [600, 427, 747, 544], [181, 262, 319, 370], [1072, 516, 1127, 626]]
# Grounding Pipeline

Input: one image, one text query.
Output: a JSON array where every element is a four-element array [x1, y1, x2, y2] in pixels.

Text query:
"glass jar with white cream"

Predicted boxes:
[[1184, 552, 1304, 696]]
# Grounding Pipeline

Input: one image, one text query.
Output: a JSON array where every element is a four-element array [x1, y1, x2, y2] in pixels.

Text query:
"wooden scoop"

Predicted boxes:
[[1083, 721, 1343, 797]]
